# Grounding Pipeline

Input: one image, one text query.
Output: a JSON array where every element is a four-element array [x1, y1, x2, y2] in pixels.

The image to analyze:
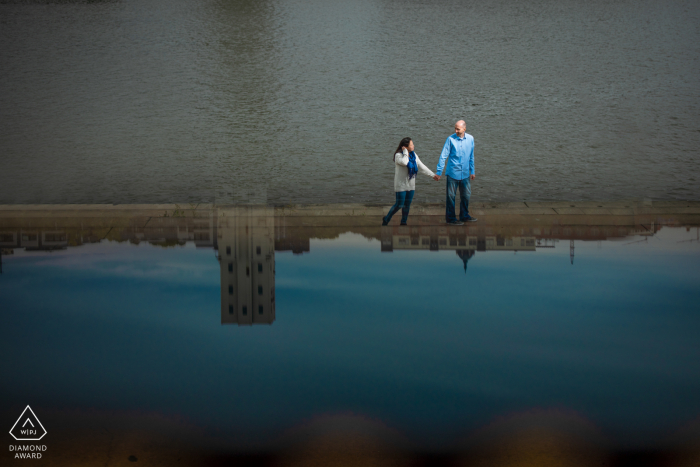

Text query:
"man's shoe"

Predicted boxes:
[[461, 215, 478, 222], [400, 222, 407, 226], [382, 217, 389, 226], [446, 220, 464, 226]]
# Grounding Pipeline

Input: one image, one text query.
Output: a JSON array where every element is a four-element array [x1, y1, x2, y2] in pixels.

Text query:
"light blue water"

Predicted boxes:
[[1, 227, 699, 451]]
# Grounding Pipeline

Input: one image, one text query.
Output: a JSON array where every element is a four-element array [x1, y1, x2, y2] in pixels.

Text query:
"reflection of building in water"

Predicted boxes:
[[382, 225, 537, 253], [381, 225, 536, 271], [570, 240, 575, 265], [217, 207, 275, 326], [456, 250, 475, 272], [126, 214, 216, 248], [0, 230, 67, 251], [1, 207, 680, 317], [275, 226, 310, 255]]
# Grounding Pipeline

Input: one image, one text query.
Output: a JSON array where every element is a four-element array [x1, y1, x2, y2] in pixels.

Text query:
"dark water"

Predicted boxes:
[[1, 0, 699, 204], [2, 213, 699, 462]]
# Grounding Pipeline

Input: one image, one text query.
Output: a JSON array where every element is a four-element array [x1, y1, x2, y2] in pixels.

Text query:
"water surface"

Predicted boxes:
[[2, 216, 699, 460], [1, 0, 699, 204]]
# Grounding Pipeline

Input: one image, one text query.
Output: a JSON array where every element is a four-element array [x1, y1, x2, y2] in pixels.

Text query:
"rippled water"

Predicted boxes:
[[1, 0, 699, 204]]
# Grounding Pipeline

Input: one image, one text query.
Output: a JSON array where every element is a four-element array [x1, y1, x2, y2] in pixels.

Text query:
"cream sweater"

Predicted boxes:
[[393, 149, 436, 192]]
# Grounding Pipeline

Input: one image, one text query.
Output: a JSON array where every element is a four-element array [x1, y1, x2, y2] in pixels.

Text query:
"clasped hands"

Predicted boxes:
[[432, 174, 475, 181]]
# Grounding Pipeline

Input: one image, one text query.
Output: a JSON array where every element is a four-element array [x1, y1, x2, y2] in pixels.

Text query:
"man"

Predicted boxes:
[[436, 120, 477, 225]]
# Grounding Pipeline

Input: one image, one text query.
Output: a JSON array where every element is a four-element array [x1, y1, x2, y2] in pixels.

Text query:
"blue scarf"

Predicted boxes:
[[407, 151, 418, 180]]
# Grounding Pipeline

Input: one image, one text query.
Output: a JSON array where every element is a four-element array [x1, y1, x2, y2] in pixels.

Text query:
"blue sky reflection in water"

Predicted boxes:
[[1, 228, 699, 450]]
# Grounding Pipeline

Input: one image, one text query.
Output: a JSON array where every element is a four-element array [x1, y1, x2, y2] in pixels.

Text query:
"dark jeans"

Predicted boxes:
[[384, 190, 415, 224], [446, 175, 471, 222]]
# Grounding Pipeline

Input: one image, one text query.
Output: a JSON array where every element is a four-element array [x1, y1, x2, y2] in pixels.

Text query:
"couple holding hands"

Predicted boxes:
[[382, 120, 478, 226]]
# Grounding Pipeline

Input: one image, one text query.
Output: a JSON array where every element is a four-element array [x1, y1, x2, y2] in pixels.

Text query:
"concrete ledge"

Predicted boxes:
[[1, 202, 699, 226]]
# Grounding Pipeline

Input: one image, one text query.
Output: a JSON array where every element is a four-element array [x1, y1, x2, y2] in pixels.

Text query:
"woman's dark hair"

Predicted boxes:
[[393, 137, 412, 161]]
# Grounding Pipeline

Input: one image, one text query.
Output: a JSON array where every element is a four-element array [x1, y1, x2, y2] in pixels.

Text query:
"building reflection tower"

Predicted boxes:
[[456, 249, 475, 272], [570, 240, 575, 265], [217, 206, 276, 326]]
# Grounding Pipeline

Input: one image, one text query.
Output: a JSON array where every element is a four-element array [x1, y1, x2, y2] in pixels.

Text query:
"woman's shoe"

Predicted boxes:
[[382, 217, 389, 226], [400, 222, 407, 226]]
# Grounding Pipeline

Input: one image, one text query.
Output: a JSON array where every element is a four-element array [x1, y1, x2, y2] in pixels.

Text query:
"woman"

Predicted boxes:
[[382, 137, 439, 225]]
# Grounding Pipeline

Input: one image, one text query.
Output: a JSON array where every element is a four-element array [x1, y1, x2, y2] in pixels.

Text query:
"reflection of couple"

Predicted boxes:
[[382, 120, 478, 226]]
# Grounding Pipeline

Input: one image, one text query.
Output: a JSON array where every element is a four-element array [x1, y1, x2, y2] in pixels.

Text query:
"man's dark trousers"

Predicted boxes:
[[445, 175, 471, 222]]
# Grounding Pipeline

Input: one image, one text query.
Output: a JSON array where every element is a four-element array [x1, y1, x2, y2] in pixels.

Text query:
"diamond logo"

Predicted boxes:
[[9, 406, 46, 441]]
